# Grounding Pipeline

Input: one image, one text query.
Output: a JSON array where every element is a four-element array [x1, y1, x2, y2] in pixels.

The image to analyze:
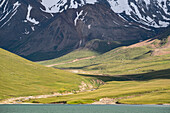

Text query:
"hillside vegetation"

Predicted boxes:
[[29, 36, 170, 104], [39, 49, 100, 66], [38, 39, 139, 66], [0, 48, 99, 101], [27, 74, 170, 104], [47, 36, 170, 75]]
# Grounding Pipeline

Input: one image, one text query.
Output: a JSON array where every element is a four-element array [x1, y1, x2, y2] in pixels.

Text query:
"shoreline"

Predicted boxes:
[[1, 96, 170, 106], [0, 103, 170, 106]]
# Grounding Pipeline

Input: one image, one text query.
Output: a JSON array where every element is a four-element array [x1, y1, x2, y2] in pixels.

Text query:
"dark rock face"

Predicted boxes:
[[0, 0, 169, 61]]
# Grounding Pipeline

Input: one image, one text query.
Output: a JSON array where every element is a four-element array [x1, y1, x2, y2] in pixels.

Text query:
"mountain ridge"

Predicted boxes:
[[0, 0, 170, 61]]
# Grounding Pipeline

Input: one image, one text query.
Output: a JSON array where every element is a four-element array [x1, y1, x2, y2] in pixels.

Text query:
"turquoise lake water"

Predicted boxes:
[[0, 104, 170, 113]]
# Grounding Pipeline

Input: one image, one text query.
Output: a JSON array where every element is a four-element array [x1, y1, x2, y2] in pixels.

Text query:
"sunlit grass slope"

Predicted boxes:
[[29, 37, 170, 104], [0, 48, 98, 100], [50, 37, 170, 75], [27, 70, 170, 104], [38, 39, 140, 66], [26, 53, 170, 104], [39, 49, 99, 65], [49, 47, 170, 75]]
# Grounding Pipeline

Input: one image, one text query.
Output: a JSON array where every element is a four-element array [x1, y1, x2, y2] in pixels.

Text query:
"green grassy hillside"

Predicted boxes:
[[84, 39, 139, 53], [48, 37, 170, 75], [39, 49, 99, 66], [26, 69, 170, 104], [38, 39, 140, 66], [0, 48, 99, 100], [28, 37, 170, 105]]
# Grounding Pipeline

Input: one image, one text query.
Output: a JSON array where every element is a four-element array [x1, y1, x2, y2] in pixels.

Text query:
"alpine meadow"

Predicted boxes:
[[0, 1, 170, 112]]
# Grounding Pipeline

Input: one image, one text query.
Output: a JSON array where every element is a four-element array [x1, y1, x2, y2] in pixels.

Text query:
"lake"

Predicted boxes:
[[0, 104, 170, 113]]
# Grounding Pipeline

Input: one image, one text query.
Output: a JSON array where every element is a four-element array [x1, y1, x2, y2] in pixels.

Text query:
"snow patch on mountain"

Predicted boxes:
[[139, 25, 152, 30], [0, 1, 21, 28], [88, 24, 91, 29], [31, 26, 35, 31], [86, 0, 98, 4], [23, 28, 30, 35], [40, 0, 67, 13], [70, 0, 79, 9], [0, 0, 6, 7], [108, 0, 170, 28], [74, 10, 83, 26], [25, 5, 39, 25], [74, 10, 87, 26], [0, 9, 17, 28], [2, 0, 8, 13], [40, 0, 97, 13], [107, 0, 132, 15]]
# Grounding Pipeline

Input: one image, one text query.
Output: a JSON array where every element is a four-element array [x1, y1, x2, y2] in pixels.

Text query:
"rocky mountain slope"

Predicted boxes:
[[0, 0, 170, 61]]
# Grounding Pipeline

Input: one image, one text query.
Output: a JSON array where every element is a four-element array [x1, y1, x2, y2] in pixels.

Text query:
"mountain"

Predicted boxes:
[[40, 0, 170, 28], [0, 0, 170, 61], [0, 48, 99, 100]]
